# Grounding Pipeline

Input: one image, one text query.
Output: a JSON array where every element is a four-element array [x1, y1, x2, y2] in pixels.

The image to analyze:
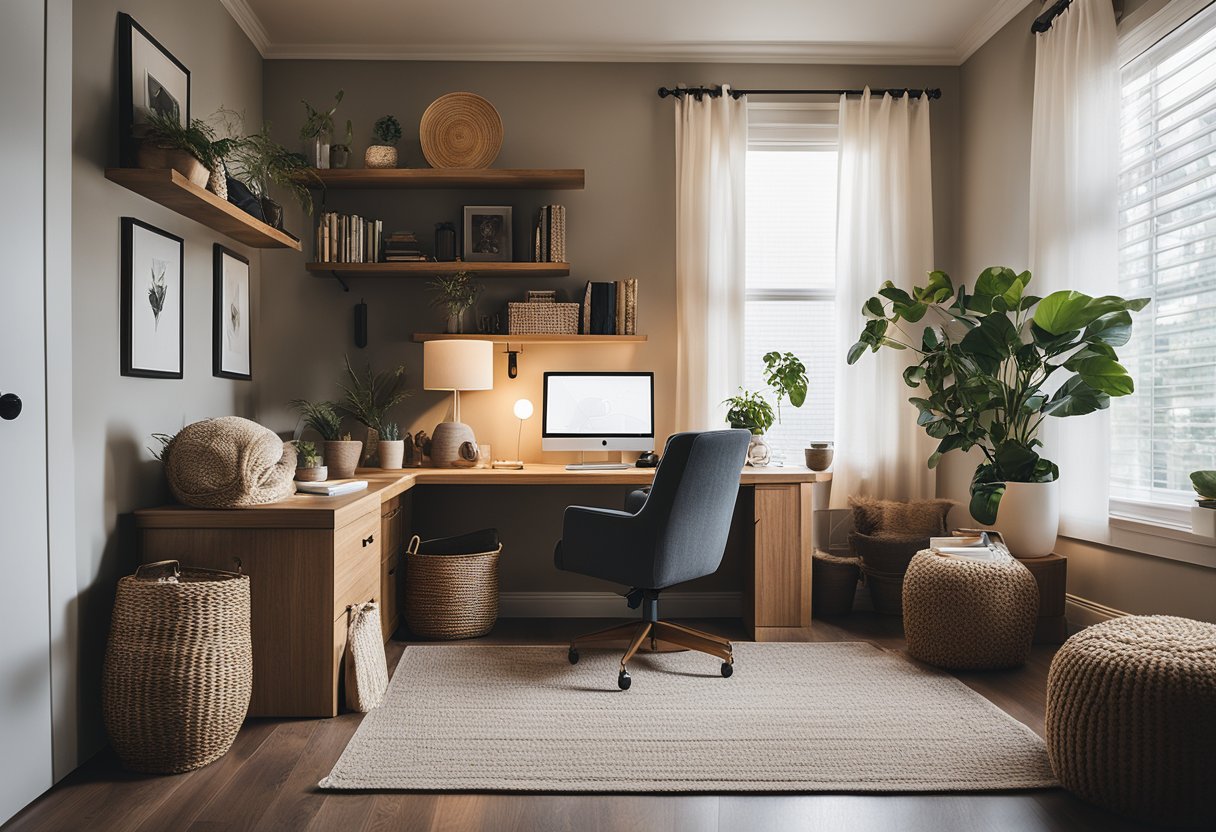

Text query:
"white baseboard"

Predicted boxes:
[[498, 591, 742, 618], [1065, 593, 1128, 632]]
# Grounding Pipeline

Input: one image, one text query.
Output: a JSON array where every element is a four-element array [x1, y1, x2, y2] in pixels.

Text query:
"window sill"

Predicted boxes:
[[1059, 513, 1216, 569]]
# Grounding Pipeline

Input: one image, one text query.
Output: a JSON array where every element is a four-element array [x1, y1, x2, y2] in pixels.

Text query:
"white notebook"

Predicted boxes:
[[295, 480, 369, 497]]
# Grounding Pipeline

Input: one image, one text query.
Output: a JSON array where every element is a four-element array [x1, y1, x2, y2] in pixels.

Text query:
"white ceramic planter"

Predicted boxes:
[[378, 440, 405, 470], [1192, 506, 1216, 539], [993, 480, 1060, 558]]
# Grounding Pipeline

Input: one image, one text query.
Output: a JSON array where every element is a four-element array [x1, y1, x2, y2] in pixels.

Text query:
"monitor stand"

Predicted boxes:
[[565, 451, 630, 471]]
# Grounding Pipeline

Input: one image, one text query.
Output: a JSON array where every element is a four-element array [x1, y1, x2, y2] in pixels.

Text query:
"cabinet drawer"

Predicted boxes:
[[381, 496, 404, 563], [380, 550, 400, 641], [335, 508, 380, 619]]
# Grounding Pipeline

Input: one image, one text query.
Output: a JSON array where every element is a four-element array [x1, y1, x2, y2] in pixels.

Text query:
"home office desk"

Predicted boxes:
[[135, 464, 831, 717]]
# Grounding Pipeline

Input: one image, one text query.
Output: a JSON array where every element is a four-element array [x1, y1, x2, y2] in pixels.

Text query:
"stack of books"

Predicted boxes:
[[384, 231, 427, 263], [582, 279, 638, 335], [533, 205, 567, 263], [315, 212, 382, 264]]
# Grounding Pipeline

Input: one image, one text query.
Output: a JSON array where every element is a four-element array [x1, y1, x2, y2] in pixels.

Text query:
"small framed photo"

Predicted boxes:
[[463, 206, 512, 262], [121, 218, 183, 379], [118, 13, 190, 167], [213, 245, 252, 380]]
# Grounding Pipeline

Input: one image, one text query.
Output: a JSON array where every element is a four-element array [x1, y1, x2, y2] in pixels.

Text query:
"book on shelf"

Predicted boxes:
[[315, 212, 383, 264], [533, 204, 567, 263], [582, 278, 638, 335]]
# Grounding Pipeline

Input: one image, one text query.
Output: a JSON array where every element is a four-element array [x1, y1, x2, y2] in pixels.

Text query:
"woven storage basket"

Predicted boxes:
[[850, 532, 928, 615], [404, 535, 501, 639], [102, 561, 251, 774], [507, 301, 579, 335], [811, 551, 861, 617]]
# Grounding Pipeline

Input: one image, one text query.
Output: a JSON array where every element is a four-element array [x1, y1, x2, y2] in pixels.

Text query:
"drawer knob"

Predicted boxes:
[[362, 534, 375, 547]]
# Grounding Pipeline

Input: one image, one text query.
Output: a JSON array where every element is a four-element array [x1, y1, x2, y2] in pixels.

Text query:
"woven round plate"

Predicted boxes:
[[420, 92, 503, 169]]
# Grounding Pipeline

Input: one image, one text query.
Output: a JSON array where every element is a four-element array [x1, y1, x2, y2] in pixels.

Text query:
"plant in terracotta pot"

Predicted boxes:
[[337, 356, 412, 466], [137, 110, 217, 188], [848, 266, 1147, 557], [429, 271, 481, 333], [1192, 470, 1216, 539], [366, 115, 402, 169], [377, 422, 405, 470], [723, 389, 775, 467], [290, 398, 361, 479], [294, 440, 327, 482]]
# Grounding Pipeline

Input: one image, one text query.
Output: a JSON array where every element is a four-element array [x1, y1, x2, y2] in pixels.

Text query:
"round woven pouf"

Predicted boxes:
[[1046, 615, 1216, 828], [419, 92, 503, 168], [902, 550, 1038, 669]]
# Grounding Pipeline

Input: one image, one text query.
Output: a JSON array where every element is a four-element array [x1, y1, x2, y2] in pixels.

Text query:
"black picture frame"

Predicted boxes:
[[213, 244, 253, 381], [118, 12, 191, 167], [121, 217, 184, 379], [463, 205, 513, 262]]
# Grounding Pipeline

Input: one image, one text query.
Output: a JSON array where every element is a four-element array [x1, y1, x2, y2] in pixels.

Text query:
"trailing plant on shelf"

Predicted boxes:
[[226, 124, 317, 219], [366, 115, 403, 168], [847, 266, 1148, 525], [289, 398, 343, 441], [337, 356, 412, 431], [429, 271, 481, 332], [762, 351, 808, 423], [723, 389, 775, 435]]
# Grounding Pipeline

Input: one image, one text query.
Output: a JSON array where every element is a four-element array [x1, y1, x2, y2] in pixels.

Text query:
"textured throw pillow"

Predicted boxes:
[[849, 496, 954, 538]]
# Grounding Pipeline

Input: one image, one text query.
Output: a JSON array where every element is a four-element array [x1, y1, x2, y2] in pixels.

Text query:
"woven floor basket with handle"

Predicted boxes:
[[404, 535, 501, 639], [102, 560, 252, 773]]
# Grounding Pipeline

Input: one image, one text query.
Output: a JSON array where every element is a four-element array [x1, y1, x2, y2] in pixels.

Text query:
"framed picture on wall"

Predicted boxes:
[[213, 245, 252, 380], [118, 12, 191, 167], [121, 217, 183, 379], [463, 206, 512, 262]]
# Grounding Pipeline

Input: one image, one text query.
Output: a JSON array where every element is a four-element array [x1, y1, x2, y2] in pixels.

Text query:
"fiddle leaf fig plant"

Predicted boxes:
[[762, 351, 808, 423], [848, 267, 1149, 525]]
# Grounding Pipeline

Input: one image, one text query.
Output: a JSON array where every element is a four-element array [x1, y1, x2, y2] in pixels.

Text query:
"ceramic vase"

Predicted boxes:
[[378, 440, 405, 470], [323, 440, 363, 479], [993, 480, 1059, 558], [746, 434, 771, 467], [804, 442, 834, 471], [364, 145, 397, 168]]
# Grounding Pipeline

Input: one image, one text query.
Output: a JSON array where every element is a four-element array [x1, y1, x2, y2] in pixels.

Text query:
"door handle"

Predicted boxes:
[[0, 392, 21, 421]]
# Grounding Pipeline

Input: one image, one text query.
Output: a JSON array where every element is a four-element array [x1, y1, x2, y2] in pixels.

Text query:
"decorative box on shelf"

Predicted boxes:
[[507, 301, 580, 335]]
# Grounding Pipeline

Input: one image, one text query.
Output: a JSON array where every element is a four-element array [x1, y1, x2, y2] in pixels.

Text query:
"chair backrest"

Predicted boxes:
[[637, 429, 751, 588]]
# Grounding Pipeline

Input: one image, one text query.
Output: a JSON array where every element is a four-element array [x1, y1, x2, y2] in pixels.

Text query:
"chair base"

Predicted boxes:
[[568, 619, 734, 688]]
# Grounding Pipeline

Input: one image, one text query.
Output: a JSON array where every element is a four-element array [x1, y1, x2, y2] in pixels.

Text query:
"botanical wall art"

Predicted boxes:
[[117, 13, 190, 167], [121, 218, 183, 379], [213, 245, 252, 380]]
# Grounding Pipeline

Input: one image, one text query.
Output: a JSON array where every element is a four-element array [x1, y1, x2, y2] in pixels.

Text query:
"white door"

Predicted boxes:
[[0, 0, 54, 823]]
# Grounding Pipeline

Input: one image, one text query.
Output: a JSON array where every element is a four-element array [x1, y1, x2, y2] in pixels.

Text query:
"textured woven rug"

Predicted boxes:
[[320, 642, 1056, 792]]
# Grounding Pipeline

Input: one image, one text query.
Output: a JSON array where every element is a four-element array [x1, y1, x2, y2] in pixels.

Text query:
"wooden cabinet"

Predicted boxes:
[[379, 494, 409, 639], [750, 483, 814, 640]]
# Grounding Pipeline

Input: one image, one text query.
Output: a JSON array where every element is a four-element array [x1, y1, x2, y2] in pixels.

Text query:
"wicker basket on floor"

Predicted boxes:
[[102, 561, 252, 774], [850, 532, 929, 615], [404, 535, 502, 639], [811, 551, 861, 617]]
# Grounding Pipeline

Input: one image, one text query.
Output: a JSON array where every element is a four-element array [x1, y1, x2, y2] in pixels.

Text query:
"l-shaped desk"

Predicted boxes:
[[135, 464, 831, 717]]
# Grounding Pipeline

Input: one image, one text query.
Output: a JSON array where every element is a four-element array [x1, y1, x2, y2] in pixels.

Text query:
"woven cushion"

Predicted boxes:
[[1046, 616, 1216, 828], [902, 550, 1039, 670], [164, 417, 296, 509], [849, 496, 953, 538]]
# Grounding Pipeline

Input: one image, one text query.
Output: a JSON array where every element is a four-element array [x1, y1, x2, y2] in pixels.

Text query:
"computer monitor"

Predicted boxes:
[[542, 372, 655, 459]]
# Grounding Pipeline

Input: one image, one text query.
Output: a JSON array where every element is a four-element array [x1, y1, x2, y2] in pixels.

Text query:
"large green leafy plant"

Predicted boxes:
[[848, 267, 1148, 524]]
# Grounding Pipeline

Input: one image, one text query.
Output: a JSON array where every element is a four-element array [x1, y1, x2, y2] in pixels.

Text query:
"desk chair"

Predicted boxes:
[[553, 429, 751, 689]]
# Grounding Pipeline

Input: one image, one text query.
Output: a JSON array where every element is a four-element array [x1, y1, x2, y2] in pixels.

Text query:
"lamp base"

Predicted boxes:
[[431, 421, 477, 468]]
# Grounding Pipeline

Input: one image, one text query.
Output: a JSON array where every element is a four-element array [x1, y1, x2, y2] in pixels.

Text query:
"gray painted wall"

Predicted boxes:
[[66, 0, 263, 768]]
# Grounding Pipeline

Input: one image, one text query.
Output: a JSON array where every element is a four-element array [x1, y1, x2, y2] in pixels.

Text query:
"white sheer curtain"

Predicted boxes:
[[674, 87, 748, 431], [1029, 0, 1119, 534], [831, 89, 936, 507]]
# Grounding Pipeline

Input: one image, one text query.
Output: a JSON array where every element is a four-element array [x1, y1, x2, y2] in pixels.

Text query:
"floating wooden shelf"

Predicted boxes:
[[104, 168, 302, 250], [306, 262, 570, 278], [300, 168, 585, 190], [413, 333, 646, 344]]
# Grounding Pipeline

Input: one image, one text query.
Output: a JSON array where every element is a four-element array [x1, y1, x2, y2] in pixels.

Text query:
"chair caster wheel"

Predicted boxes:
[[617, 669, 631, 690], [721, 661, 734, 678], [567, 647, 579, 665]]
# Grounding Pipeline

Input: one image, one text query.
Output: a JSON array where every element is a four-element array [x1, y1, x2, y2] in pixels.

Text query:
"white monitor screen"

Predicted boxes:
[[543, 373, 654, 438]]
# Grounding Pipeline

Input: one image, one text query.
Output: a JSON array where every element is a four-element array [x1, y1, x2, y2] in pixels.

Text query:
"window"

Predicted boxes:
[[1111, 2, 1216, 518], [743, 103, 838, 463]]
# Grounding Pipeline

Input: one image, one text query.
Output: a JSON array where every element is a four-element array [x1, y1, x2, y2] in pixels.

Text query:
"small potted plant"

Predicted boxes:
[[227, 125, 317, 229], [366, 115, 402, 169], [337, 356, 412, 464], [137, 111, 215, 188], [723, 389, 775, 466], [378, 422, 405, 469], [330, 119, 353, 169], [290, 399, 361, 479], [299, 89, 343, 168], [429, 271, 481, 333], [294, 440, 327, 482], [1192, 470, 1216, 538]]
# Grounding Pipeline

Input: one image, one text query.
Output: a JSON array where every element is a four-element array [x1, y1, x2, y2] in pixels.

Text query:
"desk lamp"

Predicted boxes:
[[423, 340, 493, 467], [494, 398, 533, 469]]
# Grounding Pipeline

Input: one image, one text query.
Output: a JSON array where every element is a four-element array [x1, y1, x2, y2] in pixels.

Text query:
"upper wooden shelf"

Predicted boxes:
[[104, 168, 302, 250], [412, 333, 646, 344], [300, 168, 585, 190], [306, 262, 570, 278]]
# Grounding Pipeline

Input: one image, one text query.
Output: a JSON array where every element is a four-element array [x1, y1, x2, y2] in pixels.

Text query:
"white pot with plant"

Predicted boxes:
[[1192, 470, 1216, 539], [290, 399, 361, 479], [849, 266, 1148, 557], [366, 115, 402, 169], [337, 356, 412, 466], [300, 89, 343, 169], [723, 390, 775, 466], [294, 440, 327, 482], [377, 423, 406, 470], [429, 271, 481, 334]]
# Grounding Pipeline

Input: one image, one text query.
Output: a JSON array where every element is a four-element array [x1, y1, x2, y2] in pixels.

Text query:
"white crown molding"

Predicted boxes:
[[219, 0, 270, 57], [955, 0, 1036, 64]]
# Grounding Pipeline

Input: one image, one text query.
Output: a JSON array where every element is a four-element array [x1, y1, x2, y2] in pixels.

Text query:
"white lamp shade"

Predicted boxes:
[[513, 398, 534, 420], [423, 340, 494, 391]]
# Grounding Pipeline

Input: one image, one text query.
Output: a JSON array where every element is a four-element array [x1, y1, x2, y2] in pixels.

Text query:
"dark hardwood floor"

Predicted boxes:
[[5, 614, 1156, 832]]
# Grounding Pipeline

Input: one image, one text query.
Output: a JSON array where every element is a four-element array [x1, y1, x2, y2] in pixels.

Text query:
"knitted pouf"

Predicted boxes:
[[164, 416, 296, 508], [1045, 615, 1216, 828], [902, 550, 1039, 669]]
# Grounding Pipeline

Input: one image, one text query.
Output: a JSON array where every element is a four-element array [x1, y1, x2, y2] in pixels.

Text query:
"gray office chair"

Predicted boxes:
[[553, 429, 751, 689]]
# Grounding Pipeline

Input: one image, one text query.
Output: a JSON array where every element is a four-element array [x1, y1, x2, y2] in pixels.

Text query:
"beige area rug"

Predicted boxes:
[[320, 642, 1056, 792]]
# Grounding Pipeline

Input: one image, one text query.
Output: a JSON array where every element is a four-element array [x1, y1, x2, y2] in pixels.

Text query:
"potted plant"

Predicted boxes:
[[366, 115, 402, 169], [848, 266, 1147, 557], [378, 422, 405, 470], [1192, 470, 1216, 538], [330, 119, 354, 170], [137, 110, 215, 188], [227, 125, 317, 229], [290, 398, 361, 479], [300, 89, 343, 168], [294, 440, 327, 482], [723, 389, 775, 466], [336, 356, 412, 464], [429, 271, 481, 333], [762, 350, 813, 466]]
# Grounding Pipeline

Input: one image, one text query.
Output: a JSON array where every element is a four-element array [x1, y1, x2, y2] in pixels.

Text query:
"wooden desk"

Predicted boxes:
[[135, 464, 830, 716]]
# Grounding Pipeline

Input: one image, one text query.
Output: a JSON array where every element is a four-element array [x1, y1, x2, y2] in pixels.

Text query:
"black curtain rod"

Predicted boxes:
[[657, 85, 942, 101], [1032, 0, 1073, 33]]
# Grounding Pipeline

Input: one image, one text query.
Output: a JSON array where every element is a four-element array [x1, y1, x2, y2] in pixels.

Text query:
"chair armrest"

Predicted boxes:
[[556, 505, 652, 585]]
